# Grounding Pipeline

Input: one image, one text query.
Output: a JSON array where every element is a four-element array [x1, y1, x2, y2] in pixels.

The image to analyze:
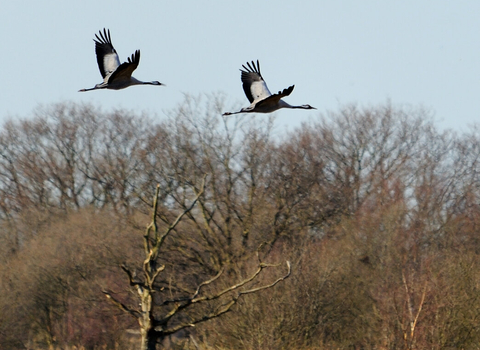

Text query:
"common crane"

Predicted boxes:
[[79, 28, 163, 92], [223, 60, 315, 115]]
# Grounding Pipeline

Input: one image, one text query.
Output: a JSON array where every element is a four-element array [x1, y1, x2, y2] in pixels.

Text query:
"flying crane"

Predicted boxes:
[[79, 28, 163, 92], [223, 60, 315, 115]]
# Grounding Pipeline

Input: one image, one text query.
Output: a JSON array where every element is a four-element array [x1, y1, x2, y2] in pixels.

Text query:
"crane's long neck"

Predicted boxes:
[[278, 101, 312, 110], [281, 100, 316, 110], [290, 104, 314, 110], [131, 77, 163, 86], [143, 81, 164, 86], [278, 100, 292, 109]]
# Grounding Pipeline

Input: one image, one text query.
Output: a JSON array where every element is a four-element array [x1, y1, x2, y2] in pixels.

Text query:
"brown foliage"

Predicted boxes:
[[2, 98, 480, 349]]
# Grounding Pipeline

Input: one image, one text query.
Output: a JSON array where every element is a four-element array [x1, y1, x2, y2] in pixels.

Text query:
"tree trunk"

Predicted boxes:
[[140, 328, 160, 350], [139, 287, 158, 350]]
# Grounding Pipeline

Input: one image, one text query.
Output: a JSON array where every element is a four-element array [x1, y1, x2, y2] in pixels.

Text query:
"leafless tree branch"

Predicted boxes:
[[102, 290, 140, 319]]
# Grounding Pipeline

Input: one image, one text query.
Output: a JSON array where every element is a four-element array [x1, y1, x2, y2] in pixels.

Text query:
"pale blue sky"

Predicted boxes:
[[1, 1, 480, 131]]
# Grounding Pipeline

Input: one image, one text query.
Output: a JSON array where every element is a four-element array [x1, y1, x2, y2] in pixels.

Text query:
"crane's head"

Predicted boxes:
[[301, 104, 316, 110]]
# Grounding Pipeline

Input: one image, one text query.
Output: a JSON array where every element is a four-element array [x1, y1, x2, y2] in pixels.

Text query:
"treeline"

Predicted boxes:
[[2, 96, 480, 349]]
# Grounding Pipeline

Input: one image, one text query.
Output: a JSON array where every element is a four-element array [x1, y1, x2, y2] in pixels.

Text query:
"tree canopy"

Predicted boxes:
[[2, 97, 480, 350]]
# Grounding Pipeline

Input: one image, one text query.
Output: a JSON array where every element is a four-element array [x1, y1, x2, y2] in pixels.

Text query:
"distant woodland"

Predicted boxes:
[[2, 95, 480, 350]]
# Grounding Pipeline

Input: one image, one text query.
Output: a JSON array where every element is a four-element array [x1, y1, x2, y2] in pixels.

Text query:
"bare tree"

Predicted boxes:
[[104, 178, 291, 350], [6, 99, 480, 349]]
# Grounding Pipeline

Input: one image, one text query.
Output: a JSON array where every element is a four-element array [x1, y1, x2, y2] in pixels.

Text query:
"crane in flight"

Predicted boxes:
[[223, 60, 315, 115], [79, 28, 163, 92]]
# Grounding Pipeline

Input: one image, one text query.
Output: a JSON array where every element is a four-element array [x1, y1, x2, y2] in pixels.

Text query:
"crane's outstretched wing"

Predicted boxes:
[[254, 85, 295, 109], [240, 60, 272, 103], [94, 28, 121, 79], [107, 50, 140, 83]]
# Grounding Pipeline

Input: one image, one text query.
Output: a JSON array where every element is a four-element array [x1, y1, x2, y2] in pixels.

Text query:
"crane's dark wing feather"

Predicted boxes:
[[108, 50, 140, 83], [240, 60, 266, 103], [255, 85, 295, 109], [93, 28, 119, 78], [239, 60, 273, 103]]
